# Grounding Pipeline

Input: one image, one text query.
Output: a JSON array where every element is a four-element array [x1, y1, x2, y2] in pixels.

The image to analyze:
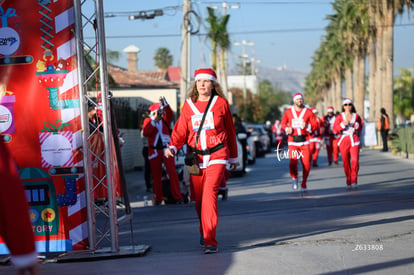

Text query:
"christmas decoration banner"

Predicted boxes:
[[0, 0, 89, 254]]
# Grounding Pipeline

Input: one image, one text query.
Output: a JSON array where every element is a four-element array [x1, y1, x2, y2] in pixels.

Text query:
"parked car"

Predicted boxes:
[[245, 133, 256, 164], [228, 139, 245, 177], [245, 123, 271, 157]]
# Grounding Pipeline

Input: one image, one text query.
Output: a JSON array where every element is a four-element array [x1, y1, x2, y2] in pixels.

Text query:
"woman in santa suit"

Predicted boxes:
[[165, 68, 239, 254], [0, 141, 39, 274], [333, 98, 363, 190]]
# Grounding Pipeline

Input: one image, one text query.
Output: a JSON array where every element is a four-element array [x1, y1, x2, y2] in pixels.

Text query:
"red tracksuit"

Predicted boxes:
[[333, 113, 363, 185], [309, 117, 322, 166], [281, 107, 318, 188], [169, 95, 238, 247], [323, 114, 339, 164], [0, 142, 38, 269], [143, 104, 183, 203]]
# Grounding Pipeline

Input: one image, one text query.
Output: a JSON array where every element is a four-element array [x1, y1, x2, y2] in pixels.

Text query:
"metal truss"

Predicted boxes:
[[73, 0, 134, 254]]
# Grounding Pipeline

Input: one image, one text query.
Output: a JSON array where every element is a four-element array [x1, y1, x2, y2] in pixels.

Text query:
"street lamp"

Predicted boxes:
[[234, 40, 254, 118]]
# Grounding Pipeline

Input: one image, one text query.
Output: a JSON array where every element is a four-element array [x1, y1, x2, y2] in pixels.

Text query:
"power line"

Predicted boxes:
[[85, 23, 414, 40], [197, 1, 331, 5]]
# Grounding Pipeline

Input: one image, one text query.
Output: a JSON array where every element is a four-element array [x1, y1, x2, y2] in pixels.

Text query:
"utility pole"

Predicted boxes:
[[180, 0, 192, 110], [209, 1, 240, 103], [234, 40, 254, 118]]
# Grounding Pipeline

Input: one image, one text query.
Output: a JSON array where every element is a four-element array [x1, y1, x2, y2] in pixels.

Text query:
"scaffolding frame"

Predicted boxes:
[[67, 0, 144, 257]]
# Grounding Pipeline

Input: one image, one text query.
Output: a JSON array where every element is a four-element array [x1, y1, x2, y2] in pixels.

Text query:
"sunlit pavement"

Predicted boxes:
[[2, 149, 414, 275]]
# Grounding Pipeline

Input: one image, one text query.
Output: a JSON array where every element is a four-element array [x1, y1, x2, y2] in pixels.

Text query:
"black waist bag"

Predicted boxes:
[[293, 135, 307, 142]]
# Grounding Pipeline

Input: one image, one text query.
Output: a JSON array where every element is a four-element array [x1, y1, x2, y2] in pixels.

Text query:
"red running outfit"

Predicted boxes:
[[0, 142, 38, 269], [143, 102, 183, 203], [333, 113, 363, 186], [169, 95, 238, 247], [323, 113, 340, 165], [271, 119, 284, 150], [309, 114, 323, 167], [281, 107, 318, 189]]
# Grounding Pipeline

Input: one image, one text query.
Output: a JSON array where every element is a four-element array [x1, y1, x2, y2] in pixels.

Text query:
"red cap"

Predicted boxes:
[[312, 108, 318, 114], [327, 106, 334, 113], [293, 93, 303, 102], [194, 68, 217, 81]]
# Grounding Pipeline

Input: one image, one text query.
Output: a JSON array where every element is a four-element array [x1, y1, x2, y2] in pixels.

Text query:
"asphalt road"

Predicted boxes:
[[2, 148, 414, 275]]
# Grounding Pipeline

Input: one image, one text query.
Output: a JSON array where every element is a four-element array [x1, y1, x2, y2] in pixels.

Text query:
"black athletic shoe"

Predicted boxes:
[[204, 245, 218, 254]]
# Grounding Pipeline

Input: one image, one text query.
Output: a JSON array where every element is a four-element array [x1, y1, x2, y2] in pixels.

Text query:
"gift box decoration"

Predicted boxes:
[[39, 119, 74, 168]]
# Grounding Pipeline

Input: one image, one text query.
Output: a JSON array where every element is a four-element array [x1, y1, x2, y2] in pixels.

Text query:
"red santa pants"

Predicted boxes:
[[190, 164, 226, 247], [338, 139, 360, 185], [288, 143, 311, 188], [0, 143, 37, 264], [333, 138, 339, 162], [150, 149, 183, 203], [325, 135, 339, 164], [310, 140, 321, 166]]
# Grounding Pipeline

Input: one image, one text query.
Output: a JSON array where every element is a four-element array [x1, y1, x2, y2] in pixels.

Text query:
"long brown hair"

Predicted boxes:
[[187, 81, 227, 102]]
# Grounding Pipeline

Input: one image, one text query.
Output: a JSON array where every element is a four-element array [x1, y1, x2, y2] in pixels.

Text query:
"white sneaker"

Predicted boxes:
[[351, 183, 358, 190], [292, 178, 298, 190]]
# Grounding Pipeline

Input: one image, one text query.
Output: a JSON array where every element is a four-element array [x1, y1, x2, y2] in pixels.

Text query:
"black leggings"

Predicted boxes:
[[381, 130, 389, 151]]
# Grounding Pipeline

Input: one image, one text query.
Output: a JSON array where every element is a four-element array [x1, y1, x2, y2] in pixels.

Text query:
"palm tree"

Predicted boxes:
[[216, 14, 231, 100], [206, 7, 220, 70], [206, 7, 232, 99], [154, 47, 173, 70]]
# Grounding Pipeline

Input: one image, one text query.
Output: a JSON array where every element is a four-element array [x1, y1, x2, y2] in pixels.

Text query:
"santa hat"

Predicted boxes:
[[327, 106, 334, 113], [149, 103, 159, 112], [292, 93, 303, 102], [194, 68, 217, 81], [343, 98, 353, 105], [312, 108, 318, 114], [275, 119, 280, 124]]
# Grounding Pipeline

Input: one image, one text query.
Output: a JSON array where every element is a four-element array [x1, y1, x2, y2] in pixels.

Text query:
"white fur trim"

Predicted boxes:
[[195, 73, 216, 81], [343, 98, 353, 105], [293, 94, 303, 101], [10, 251, 38, 268]]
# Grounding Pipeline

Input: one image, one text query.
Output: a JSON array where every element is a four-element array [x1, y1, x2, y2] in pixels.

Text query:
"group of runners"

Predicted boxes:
[[273, 93, 363, 191]]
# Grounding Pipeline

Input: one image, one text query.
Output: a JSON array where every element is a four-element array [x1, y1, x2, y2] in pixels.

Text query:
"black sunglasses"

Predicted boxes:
[[343, 103, 352, 106]]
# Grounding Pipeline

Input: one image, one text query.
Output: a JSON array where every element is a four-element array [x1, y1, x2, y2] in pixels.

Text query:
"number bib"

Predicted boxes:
[[291, 118, 304, 129], [191, 112, 215, 132]]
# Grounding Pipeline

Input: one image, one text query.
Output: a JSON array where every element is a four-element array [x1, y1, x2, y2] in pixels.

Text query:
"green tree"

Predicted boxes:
[[231, 80, 291, 123], [393, 67, 414, 120], [154, 47, 173, 70], [206, 7, 220, 70]]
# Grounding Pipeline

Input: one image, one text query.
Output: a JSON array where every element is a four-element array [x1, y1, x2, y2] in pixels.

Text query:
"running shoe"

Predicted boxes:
[[291, 178, 298, 190], [204, 245, 218, 254]]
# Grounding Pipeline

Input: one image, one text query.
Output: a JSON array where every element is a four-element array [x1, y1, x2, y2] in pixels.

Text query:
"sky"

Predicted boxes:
[[87, 1, 414, 76]]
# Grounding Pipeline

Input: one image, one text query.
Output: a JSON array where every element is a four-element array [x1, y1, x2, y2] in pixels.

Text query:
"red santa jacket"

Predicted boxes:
[[333, 112, 363, 147], [281, 106, 318, 146], [323, 114, 337, 137], [309, 117, 323, 143], [271, 123, 284, 142], [142, 104, 173, 160], [169, 95, 238, 169]]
